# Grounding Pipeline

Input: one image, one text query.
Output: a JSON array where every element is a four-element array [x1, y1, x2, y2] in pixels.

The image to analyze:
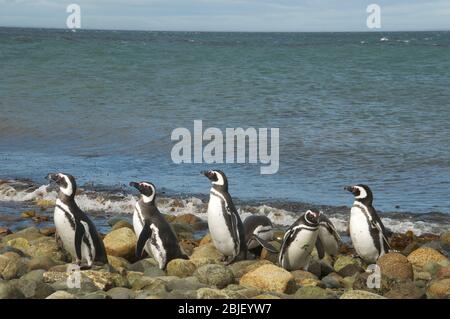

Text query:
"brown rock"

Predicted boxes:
[[103, 227, 137, 261], [426, 278, 450, 299], [199, 234, 212, 246], [0, 227, 12, 236], [291, 270, 319, 287], [179, 239, 197, 256], [407, 247, 447, 268], [166, 259, 197, 278], [35, 199, 55, 209], [240, 264, 296, 294], [377, 252, 413, 280], [384, 280, 425, 299], [40, 227, 56, 236], [111, 220, 133, 231], [173, 214, 202, 225]]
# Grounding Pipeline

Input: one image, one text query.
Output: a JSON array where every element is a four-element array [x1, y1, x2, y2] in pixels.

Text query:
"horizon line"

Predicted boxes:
[[1, 25, 449, 33]]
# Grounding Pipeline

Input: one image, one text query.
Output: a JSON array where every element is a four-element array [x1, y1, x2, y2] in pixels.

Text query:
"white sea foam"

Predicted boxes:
[[0, 180, 447, 235]]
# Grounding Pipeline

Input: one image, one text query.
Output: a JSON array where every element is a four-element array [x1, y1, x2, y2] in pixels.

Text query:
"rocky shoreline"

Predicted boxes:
[[0, 210, 449, 299]]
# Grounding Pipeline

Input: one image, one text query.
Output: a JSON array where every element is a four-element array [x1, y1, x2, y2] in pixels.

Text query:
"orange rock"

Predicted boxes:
[[240, 264, 295, 294], [377, 252, 413, 280], [407, 247, 447, 268]]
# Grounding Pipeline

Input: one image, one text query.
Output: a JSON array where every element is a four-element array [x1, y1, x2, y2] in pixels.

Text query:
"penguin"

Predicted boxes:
[[315, 213, 341, 259], [243, 215, 279, 257], [130, 181, 187, 270], [46, 173, 108, 267], [278, 210, 320, 271], [344, 184, 391, 263], [202, 170, 247, 264]]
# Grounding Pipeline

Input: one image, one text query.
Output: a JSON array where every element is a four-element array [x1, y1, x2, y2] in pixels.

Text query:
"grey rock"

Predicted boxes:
[[0, 281, 25, 299], [194, 264, 234, 289], [106, 287, 136, 299]]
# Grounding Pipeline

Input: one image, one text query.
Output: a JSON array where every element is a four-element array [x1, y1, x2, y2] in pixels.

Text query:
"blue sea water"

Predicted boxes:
[[0, 28, 449, 214]]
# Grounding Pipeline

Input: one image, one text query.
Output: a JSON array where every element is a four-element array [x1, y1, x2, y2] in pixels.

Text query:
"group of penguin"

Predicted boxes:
[[45, 170, 392, 273]]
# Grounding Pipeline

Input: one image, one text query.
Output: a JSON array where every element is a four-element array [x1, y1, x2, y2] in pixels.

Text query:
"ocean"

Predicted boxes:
[[0, 28, 449, 234]]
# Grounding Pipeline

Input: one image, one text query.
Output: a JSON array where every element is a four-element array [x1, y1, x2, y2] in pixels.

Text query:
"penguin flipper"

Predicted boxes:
[[136, 223, 152, 258], [250, 234, 279, 253], [74, 221, 86, 261], [315, 236, 325, 259]]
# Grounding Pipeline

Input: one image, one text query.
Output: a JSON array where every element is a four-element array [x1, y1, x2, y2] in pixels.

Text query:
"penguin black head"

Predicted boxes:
[[344, 184, 373, 205], [201, 170, 228, 190], [304, 209, 321, 226], [46, 173, 77, 198], [130, 181, 156, 204]]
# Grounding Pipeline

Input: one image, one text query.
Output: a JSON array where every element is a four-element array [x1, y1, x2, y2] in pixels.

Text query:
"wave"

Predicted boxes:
[[0, 179, 448, 235]]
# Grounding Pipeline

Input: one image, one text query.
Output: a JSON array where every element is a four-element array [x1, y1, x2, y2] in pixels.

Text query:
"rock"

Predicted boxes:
[[167, 276, 208, 291], [294, 286, 336, 299], [1, 227, 43, 243], [189, 243, 224, 265], [321, 273, 344, 289], [194, 264, 234, 288], [21, 269, 46, 282], [143, 267, 166, 278], [27, 237, 67, 261], [414, 270, 432, 281], [1, 256, 28, 280], [28, 256, 61, 271], [35, 199, 55, 209], [222, 285, 261, 299], [253, 294, 281, 299], [111, 220, 133, 231], [126, 271, 144, 286], [16, 278, 55, 299], [0, 227, 12, 237], [6, 238, 30, 253], [46, 290, 76, 299], [436, 267, 450, 279], [199, 234, 212, 246], [384, 280, 425, 299], [340, 290, 387, 299], [291, 270, 320, 287], [79, 291, 112, 299], [39, 227, 56, 236], [260, 241, 281, 263], [103, 227, 137, 261], [106, 287, 136, 299], [440, 232, 450, 252], [337, 264, 364, 277], [166, 259, 196, 278], [107, 217, 129, 227], [43, 270, 126, 291], [128, 258, 158, 272], [107, 255, 130, 272], [0, 281, 25, 299], [426, 278, 450, 299], [402, 242, 421, 256], [407, 247, 447, 268], [179, 239, 197, 256], [319, 259, 335, 277], [240, 264, 295, 294], [227, 260, 268, 279], [377, 252, 413, 280], [173, 214, 202, 225], [333, 255, 362, 273], [131, 276, 168, 294], [21, 210, 36, 218], [196, 287, 229, 299], [423, 262, 442, 277]]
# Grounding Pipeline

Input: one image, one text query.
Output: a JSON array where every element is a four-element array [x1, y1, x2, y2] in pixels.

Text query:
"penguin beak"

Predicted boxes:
[[344, 186, 355, 194], [46, 173, 58, 182], [201, 170, 214, 180]]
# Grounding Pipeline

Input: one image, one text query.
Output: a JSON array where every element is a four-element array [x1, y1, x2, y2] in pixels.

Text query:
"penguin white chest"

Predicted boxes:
[[350, 206, 379, 263], [283, 228, 318, 271], [207, 195, 236, 256], [54, 205, 76, 257], [133, 205, 153, 256]]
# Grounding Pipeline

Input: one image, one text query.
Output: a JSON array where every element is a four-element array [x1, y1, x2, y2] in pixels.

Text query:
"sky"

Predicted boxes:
[[1, 0, 450, 32]]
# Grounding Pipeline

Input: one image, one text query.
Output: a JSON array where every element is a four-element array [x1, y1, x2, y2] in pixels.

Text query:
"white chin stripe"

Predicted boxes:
[[60, 176, 73, 196], [212, 173, 225, 186], [355, 187, 367, 199], [142, 194, 155, 203]]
